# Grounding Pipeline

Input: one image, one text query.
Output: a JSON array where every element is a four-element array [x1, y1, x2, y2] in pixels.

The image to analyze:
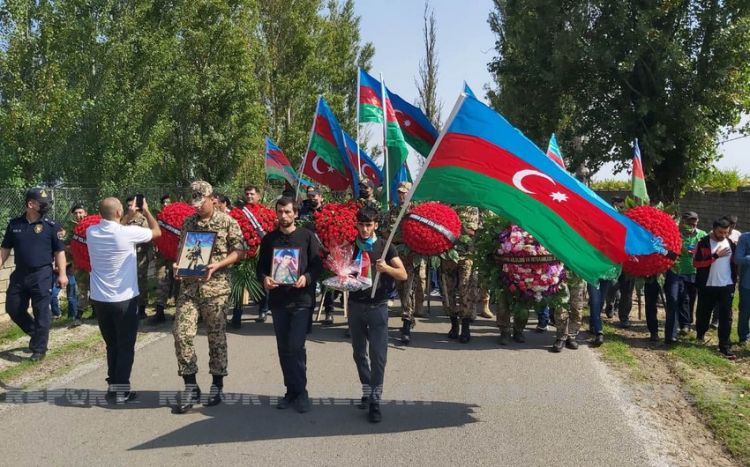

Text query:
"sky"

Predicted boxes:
[[355, 0, 747, 181]]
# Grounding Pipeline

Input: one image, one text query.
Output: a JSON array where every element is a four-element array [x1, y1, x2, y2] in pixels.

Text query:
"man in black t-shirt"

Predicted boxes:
[[348, 206, 407, 423], [256, 197, 322, 413]]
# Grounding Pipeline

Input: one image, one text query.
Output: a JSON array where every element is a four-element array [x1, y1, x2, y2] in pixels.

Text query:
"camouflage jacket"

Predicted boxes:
[[454, 205, 480, 257], [126, 212, 152, 253], [180, 209, 246, 298]]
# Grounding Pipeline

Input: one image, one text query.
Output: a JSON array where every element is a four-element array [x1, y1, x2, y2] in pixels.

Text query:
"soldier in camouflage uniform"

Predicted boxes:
[[125, 197, 153, 319], [495, 288, 531, 345], [442, 205, 480, 343], [150, 194, 175, 324], [172, 181, 246, 414], [551, 272, 585, 352], [386, 183, 427, 345]]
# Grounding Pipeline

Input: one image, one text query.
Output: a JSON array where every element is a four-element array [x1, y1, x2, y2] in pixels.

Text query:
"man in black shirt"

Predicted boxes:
[[256, 197, 322, 413], [347, 206, 406, 423]]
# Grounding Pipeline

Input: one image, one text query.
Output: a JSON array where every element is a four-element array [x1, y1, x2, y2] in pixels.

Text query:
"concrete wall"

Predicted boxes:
[[597, 187, 750, 232]]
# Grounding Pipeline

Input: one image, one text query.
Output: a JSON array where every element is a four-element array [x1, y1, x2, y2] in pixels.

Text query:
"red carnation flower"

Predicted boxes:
[[401, 202, 461, 256], [622, 206, 682, 277], [70, 214, 103, 272], [229, 203, 278, 258], [153, 202, 196, 262], [315, 201, 359, 251]]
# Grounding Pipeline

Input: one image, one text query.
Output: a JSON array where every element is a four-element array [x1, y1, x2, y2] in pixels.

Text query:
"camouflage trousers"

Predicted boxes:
[[136, 247, 152, 307], [495, 289, 530, 335], [398, 252, 426, 322], [440, 258, 478, 320], [154, 254, 177, 307], [173, 293, 228, 376], [73, 269, 89, 315], [553, 277, 585, 340]]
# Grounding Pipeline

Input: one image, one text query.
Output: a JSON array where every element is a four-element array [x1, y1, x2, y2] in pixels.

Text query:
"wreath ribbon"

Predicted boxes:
[[242, 206, 266, 239], [406, 213, 457, 244]]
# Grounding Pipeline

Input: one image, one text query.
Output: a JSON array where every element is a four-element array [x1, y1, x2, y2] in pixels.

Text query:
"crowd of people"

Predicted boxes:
[[1, 180, 748, 423]]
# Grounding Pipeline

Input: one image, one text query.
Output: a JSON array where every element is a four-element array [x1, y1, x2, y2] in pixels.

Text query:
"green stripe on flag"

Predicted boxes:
[[309, 133, 347, 174], [413, 166, 621, 283]]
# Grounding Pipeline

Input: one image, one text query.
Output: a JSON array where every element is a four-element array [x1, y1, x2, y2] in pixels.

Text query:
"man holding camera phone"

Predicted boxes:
[[124, 194, 153, 320]]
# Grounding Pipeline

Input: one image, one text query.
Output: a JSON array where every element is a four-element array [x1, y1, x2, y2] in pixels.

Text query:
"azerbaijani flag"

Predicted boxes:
[[389, 90, 438, 158], [411, 94, 664, 282], [546, 133, 565, 169], [265, 138, 310, 187], [302, 96, 356, 194], [632, 139, 650, 203], [463, 81, 477, 98], [358, 68, 410, 195], [342, 131, 383, 187]]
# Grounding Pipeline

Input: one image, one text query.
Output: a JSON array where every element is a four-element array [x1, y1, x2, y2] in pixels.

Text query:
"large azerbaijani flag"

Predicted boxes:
[[265, 138, 311, 187], [411, 94, 665, 282], [546, 133, 565, 169], [358, 68, 410, 194], [342, 131, 383, 187], [302, 96, 356, 194], [631, 139, 650, 203], [389, 90, 438, 158]]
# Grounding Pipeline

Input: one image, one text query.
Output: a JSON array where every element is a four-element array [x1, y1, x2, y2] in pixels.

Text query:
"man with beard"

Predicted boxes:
[[257, 197, 322, 413]]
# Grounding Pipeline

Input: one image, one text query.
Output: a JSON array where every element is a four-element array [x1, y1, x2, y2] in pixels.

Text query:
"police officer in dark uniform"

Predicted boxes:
[[0, 188, 68, 361]]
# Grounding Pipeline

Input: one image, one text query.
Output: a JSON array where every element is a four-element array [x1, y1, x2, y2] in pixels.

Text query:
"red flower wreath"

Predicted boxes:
[[153, 202, 196, 262], [622, 205, 682, 277], [229, 203, 278, 258], [70, 214, 102, 272], [401, 202, 461, 256], [314, 201, 359, 251]]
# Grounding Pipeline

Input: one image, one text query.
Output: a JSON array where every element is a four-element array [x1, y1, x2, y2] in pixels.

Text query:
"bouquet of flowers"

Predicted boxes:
[[229, 203, 278, 258], [70, 214, 102, 272], [496, 225, 567, 303], [321, 243, 372, 292], [621, 205, 682, 277], [153, 202, 196, 262], [314, 201, 359, 251], [401, 202, 461, 256]]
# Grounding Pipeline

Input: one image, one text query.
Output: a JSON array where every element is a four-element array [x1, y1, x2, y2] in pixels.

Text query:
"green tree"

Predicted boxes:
[[416, 1, 442, 131], [488, 0, 750, 202]]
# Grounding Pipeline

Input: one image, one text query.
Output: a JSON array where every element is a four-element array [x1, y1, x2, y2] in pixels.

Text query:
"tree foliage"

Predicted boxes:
[[0, 0, 373, 195], [488, 0, 750, 202], [416, 1, 442, 130]]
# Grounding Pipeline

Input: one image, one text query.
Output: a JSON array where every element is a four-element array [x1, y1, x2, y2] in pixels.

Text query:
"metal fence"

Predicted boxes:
[[0, 183, 302, 241]]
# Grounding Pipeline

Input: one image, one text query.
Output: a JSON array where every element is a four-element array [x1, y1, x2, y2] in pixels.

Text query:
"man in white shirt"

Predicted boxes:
[[693, 217, 737, 359], [87, 197, 161, 403]]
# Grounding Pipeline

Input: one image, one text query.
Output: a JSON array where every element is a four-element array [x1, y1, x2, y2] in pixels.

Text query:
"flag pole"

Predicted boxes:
[[369, 93, 467, 298], [380, 72, 390, 207], [296, 97, 320, 202], [356, 68, 362, 177]]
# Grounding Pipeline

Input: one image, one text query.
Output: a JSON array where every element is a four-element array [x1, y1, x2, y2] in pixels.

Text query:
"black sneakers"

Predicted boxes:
[[368, 402, 382, 423]]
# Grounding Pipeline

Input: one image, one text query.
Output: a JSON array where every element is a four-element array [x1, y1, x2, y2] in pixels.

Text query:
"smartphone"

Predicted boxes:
[[135, 194, 144, 210]]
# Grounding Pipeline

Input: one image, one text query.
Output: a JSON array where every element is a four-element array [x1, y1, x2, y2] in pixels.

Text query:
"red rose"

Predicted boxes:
[[229, 203, 278, 258], [622, 206, 682, 277], [401, 202, 461, 256], [153, 202, 196, 262], [70, 214, 103, 272]]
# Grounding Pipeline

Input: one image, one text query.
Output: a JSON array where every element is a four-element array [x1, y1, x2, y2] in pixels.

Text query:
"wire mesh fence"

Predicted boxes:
[[0, 182, 316, 242]]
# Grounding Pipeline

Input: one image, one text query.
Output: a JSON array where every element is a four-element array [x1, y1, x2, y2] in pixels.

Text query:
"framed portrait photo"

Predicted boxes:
[[176, 231, 218, 279], [271, 248, 301, 285]]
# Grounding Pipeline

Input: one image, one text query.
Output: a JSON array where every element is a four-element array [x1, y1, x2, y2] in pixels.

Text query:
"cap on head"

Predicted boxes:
[[682, 211, 699, 221], [359, 178, 375, 189], [25, 187, 50, 203], [190, 181, 213, 207], [396, 182, 412, 193], [306, 186, 321, 195]]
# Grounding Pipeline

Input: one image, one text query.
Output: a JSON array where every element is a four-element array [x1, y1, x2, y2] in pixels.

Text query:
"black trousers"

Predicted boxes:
[[5, 266, 54, 354], [617, 274, 635, 323], [93, 297, 139, 389], [644, 280, 662, 335], [272, 307, 309, 396], [695, 285, 735, 347]]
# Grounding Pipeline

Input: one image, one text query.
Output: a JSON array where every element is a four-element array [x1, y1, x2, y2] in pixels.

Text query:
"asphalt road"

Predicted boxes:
[[0, 309, 656, 466]]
